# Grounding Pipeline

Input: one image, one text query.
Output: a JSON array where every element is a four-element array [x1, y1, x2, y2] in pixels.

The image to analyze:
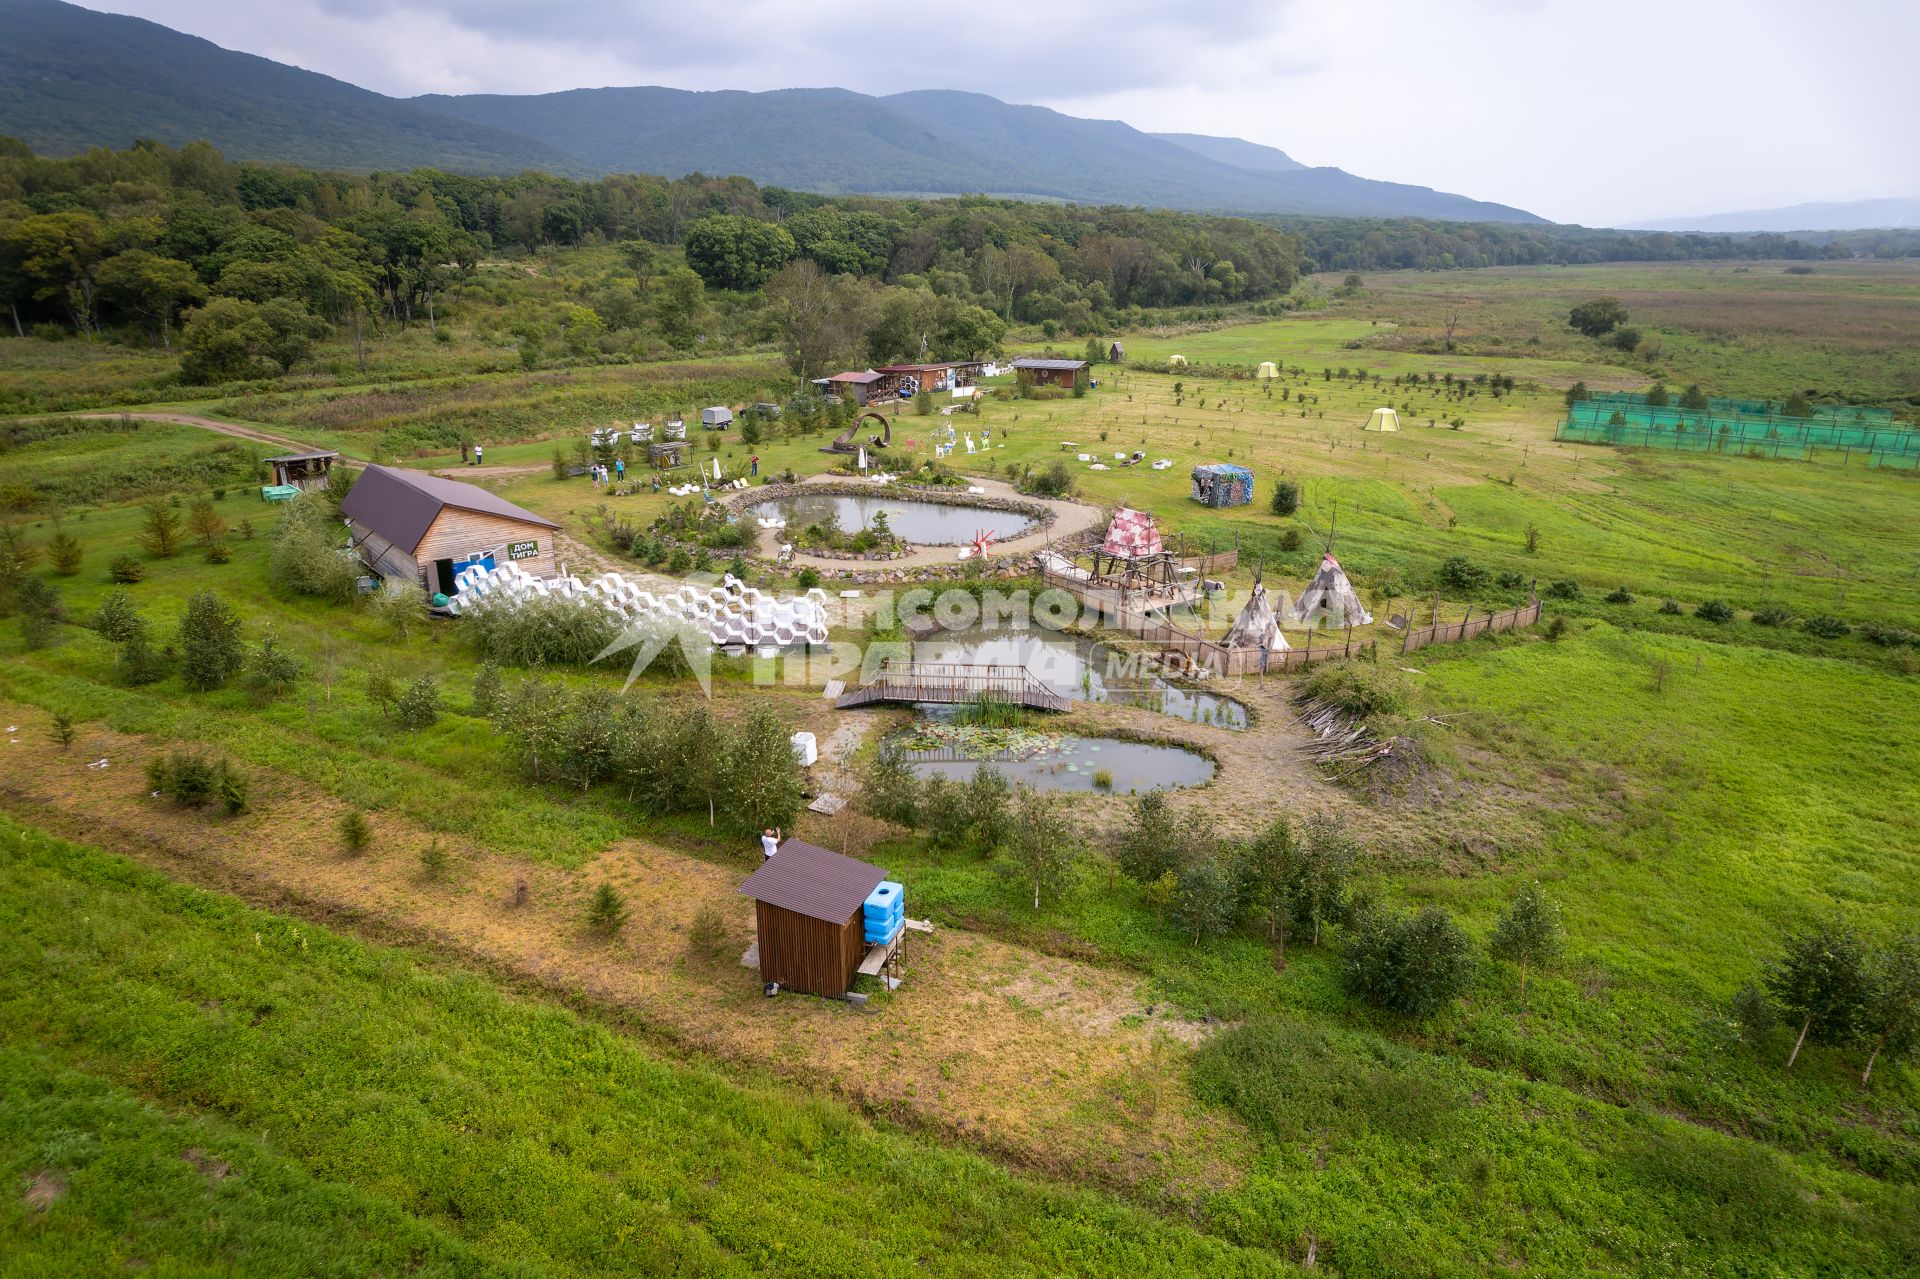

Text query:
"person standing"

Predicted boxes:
[[760, 826, 782, 861], [473, 443, 484, 467], [750, 454, 759, 477], [615, 458, 625, 482]]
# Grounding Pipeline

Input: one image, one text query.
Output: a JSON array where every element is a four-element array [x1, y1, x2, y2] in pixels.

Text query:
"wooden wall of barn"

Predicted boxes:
[[754, 901, 864, 998]]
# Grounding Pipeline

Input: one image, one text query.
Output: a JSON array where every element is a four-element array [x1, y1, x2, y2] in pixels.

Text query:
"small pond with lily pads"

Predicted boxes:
[[883, 724, 1215, 794]]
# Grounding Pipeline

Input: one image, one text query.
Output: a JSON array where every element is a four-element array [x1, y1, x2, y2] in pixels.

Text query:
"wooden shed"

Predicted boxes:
[[814, 370, 885, 406], [339, 464, 559, 596], [1011, 357, 1090, 389], [737, 839, 886, 999], [262, 449, 339, 492]]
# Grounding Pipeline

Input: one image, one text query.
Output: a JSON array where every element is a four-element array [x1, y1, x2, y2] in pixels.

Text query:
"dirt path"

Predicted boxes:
[[74, 411, 326, 455], [0, 706, 1248, 1202], [430, 463, 551, 480], [755, 475, 1105, 570]]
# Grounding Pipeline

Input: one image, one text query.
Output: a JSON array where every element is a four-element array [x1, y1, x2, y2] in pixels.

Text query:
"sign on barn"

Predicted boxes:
[[508, 540, 540, 560]]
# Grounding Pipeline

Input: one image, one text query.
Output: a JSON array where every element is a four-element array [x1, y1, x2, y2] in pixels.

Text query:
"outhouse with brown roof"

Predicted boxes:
[[737, 839, 887, 998]]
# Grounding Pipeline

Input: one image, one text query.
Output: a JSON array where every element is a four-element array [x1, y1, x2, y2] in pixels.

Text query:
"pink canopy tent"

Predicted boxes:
[[1100, 507, 1164, 559]]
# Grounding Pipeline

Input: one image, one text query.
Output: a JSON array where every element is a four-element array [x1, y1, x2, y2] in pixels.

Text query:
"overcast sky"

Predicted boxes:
[[76, 0, 1919, 226]]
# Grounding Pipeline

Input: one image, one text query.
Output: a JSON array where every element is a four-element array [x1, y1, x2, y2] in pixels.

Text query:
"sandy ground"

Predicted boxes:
[[752, 475, 1106, 570], [0, 706, 1250, 1200]]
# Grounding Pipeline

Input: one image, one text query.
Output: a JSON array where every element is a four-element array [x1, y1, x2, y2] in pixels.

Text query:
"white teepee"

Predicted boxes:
[[1290, 553, 1373, 628], [1222, 575, 1290, 651]]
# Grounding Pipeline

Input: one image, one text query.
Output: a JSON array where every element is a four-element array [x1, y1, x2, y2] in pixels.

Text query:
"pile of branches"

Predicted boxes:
[[1292, 691, 1425, 786]]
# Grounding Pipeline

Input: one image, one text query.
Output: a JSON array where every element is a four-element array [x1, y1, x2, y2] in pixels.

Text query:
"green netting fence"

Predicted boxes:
[[1582, 391, 1895, 428], [1556, 400, 1919, 468]]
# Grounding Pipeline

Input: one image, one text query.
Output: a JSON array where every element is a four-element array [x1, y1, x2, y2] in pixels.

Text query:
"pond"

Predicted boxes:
[[746, 494, 1033, 544], [887, 731, 1216, 794], [912, 628, 1249, 729]]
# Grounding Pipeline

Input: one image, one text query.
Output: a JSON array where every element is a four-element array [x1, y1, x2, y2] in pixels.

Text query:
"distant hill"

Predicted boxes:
[[1627, 197, 1920, 233], [0, 0, 1546, 223], [1151, 132, 1305, 172], [0, 0, 573, 175]]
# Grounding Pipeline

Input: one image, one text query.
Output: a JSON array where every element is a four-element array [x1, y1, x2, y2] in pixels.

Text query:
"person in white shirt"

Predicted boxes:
[[760, 827, 781, 860]]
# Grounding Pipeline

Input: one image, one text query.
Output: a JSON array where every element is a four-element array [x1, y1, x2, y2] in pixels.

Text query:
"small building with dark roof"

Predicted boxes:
[[262, 449, 339, 492], [339, 464, 559, 595], [812, 370, 886, 406], [738, 839, 887, 998], [1011, 357, 1091, 389]]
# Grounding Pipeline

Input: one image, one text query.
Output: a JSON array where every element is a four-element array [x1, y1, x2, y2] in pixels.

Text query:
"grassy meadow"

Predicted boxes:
[[3, 257, 1918, 1276]]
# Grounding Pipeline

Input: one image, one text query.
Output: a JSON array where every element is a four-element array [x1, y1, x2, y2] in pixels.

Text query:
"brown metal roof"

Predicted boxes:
[[737, 839, 886, 924], [339, 464, 558, 555], [1011, 357, 1089, 371], [262, 449, 340, 463], [874, 362, 961, 373], [822, 370, 885, 384]]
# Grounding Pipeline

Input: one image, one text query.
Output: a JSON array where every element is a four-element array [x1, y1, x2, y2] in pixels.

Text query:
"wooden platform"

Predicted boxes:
[[834, 660, 1069, 712]]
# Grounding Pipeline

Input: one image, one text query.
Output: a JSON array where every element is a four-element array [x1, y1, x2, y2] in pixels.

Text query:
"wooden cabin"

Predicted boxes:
[[261, 449, 338, 495], [339, 464, 559, 596], [737, 839, 887, 998], [814, 370, 885, 406], [1010, 357, 1090, 389]]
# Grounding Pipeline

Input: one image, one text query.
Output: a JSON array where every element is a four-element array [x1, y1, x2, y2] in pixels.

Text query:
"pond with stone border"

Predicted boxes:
[[745, 493, 1036, 545]]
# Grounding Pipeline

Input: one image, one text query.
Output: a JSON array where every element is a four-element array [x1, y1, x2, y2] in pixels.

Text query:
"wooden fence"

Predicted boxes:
[[1400, 597, 1542, 653], [1040, 563, 1543, 676]]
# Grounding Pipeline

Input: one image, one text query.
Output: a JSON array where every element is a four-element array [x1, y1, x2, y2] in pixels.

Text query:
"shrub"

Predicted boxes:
[[1270, 479, 1300, 516], [1342, 905, 1477, 1017], [1277, 527, 1303, 553], [47, 529, 83, 576], [470, 662, 504, 718], [116, 623, 168, 686], [1170, 858, 1240, 946], [587, 882, 629, 936], [1657, 598, 1684, 616], [269, 498, 359, 603], [203, 542, 233, 565], [108, 554, 145, 584], [366, 579, 428, 636], [1860, 624, 1918, 648], [919, 776, 970, 850], [718, 705, 805, 837], [1495, 570, 1525, 591], [1802, 615, 1850, 639], [463, 592, 622, 667], [1544, 579, 1582, 601], [138, 500, 185, 558], [862, 742, 921, 826], [1437, 556, 1489, 592], [796, 567, 821, 590], [392, 674, 441, 730], [1605, 586, 1634, 605], [178, 591, 245, 691], [1299, 662, 1407, 718], [687, 903, 728, 959], [146, 751, 247, 814], [1695, 598, 1735, 623], [245, 627, 303, 698], [338, 809, 372, 855], [419, 839, 449, 882], [1751, 605, 1792, 627]]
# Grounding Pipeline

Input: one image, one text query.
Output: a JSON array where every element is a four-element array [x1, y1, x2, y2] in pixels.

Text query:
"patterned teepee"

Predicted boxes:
[[1222, 574, 1290, 651], [1290, 553, 1373, 628]]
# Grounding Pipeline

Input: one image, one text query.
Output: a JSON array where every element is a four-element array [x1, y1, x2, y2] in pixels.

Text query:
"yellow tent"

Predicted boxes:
[[1363, 406, 1401, 432], [1168, 354, 1187, 367], [1256, 361, 1279, 380]]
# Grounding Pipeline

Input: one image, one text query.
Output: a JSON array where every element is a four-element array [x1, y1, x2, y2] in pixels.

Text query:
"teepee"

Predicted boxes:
[[1257, 361, 1279, 380], [1290, 553, 1373, 629], [1222, 572, 1290, 651], [1363, 407, 1401, 432], [1101, 507, 1164, 559]]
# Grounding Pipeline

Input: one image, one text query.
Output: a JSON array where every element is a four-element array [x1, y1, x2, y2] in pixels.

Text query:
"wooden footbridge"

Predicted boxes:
[[834, 660, 1070, 712]]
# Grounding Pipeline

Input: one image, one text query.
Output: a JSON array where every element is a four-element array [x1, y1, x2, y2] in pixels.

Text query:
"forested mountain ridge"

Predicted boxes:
[[2, 0, 1540, 222], [0, 0, 572, 176]]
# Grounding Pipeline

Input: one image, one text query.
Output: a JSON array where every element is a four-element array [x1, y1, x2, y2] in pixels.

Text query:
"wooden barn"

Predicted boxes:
[[738, 839, 887, 999], [340, 464, 559, 596], [1011, 357, 1090, 389]]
